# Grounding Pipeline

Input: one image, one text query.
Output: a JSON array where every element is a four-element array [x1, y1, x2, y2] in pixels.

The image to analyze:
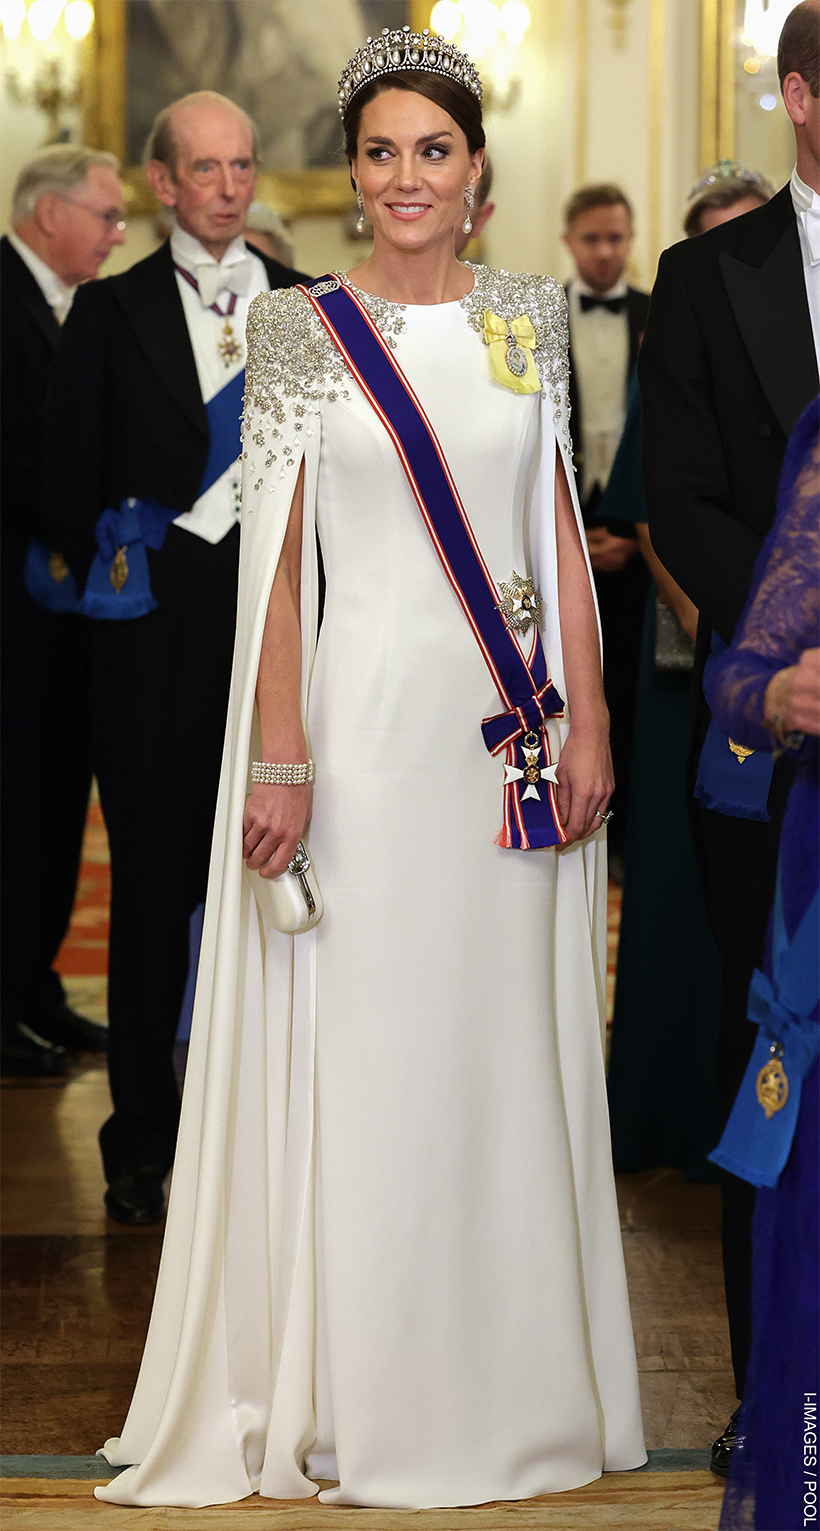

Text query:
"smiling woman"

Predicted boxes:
[[94, 25, 646, 1516]]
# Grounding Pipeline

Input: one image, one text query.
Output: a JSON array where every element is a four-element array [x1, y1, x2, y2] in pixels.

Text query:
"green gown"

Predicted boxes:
[[601, 376, 721, 1182]]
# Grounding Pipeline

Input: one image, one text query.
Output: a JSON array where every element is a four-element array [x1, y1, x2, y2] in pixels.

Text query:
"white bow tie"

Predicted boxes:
[[798, 202, 820, 266], [192, 256, 252, 308]]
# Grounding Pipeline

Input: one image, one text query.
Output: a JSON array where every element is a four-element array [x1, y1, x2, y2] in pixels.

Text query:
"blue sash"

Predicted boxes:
[[301, 276, 566, 849], [709, 875, 820, 1188], [79, 369, 245, 621], [695, 632, 773, 820], [23, 538, 80, 614]]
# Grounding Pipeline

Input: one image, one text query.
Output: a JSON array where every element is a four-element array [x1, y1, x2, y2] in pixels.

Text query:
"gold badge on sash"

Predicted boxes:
[[48, 551, 70, 585], [756, 1046, 789, 1119], [729, 738, 755, 763], [110, 546, 129, 593]]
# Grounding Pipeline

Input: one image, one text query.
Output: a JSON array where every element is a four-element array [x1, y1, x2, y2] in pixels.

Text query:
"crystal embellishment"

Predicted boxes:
[[338, 26, 482, 116], [496, 571, 542, 635]]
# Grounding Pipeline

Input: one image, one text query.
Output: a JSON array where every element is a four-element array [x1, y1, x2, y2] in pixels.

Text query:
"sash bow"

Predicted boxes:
[[747, 967, 820, 1077], [79, 499, 177, 620]]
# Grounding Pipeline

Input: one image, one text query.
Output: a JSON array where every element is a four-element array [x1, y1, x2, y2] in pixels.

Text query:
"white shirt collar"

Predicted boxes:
[[572, 276, 628, 302], [791, 166, 819, 214], [8, 230, 76, 321], [791, 167, 820, 267], [170, 223, 250, 273]]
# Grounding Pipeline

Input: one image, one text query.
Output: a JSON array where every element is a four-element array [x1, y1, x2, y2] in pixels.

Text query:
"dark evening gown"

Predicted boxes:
[[711, 398, 819, 1531], [602, 377, 721, 1180]]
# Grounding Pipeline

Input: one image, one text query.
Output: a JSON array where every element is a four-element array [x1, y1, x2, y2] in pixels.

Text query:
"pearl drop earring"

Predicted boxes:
[[462, 186, 475, 236], [356, 188, 366, 234]]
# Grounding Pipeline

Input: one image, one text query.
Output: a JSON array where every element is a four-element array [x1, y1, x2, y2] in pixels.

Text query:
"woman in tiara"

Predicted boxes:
[[96, 28, 645, 1510]]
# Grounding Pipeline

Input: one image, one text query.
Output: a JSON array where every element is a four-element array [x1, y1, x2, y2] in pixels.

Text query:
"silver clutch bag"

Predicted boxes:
[[654, 595, 694, 673], [249, 841, 323, 934]]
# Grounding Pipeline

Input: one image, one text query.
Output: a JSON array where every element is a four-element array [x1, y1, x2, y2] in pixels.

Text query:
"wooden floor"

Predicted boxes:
[[1, 1472, 726, 1530], [1, 815, 731, 1527], [1, 1053, 733, 1528]]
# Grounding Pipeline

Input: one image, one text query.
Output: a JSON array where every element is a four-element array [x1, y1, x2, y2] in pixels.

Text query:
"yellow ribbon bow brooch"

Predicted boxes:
[[483, 310, 541, 395]]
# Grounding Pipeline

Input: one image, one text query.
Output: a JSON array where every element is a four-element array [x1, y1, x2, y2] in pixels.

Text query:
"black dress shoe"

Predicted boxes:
[[25, 1002, 108, 1053], [105, 1166, 167, 1226], [0, 1021, 68, 1078], [710, 1405, 742, 1477]]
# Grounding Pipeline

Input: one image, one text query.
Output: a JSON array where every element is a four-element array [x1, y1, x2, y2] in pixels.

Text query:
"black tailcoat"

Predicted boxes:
[[0, 236, 93, 1021], [43, 239, 308, 578], [42, 239, 308, 1181], [640, 184, 817, 667], [638, 184, 818, 1398], [566, 281, 651, 859]]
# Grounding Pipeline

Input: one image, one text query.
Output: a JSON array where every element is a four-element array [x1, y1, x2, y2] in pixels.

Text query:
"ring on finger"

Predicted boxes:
[[595, 809, 614, 825]]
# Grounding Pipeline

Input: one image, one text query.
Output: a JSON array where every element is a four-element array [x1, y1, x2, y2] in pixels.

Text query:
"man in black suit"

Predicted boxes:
[[638, 0, 819, 1474], [563, 184, 651, 869], [1, 145, 127, 1077], [44, 91, 307, 1225]]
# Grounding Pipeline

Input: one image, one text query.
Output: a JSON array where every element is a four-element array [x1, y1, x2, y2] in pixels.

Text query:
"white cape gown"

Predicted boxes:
[[96, 269, 646, 1509]]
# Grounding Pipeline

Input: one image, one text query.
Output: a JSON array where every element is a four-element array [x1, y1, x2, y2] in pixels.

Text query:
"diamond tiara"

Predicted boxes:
[[338, 26, 483, 118]]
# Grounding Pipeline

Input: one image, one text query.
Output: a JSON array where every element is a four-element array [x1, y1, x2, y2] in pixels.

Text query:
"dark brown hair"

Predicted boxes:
[[563, 183, 633, 231], [684, 180, 772, 238], [342, 71, 486, 170], [778, 0, 819, 96], [476, 150, 493, 209]]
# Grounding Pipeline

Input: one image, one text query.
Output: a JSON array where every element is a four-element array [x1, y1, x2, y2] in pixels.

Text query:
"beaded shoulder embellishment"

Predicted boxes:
[[244, 285, 351, 430], [460, 263, 571, 442], [243, 266, 570, 446]]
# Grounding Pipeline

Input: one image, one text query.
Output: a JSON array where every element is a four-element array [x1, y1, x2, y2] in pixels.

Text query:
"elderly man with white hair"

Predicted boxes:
[[43, 92, 307, 1226], [1, 145, 126, 1079]]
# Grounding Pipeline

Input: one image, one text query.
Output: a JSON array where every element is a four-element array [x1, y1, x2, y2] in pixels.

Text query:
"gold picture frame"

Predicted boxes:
[[84, 0, 430, 219]]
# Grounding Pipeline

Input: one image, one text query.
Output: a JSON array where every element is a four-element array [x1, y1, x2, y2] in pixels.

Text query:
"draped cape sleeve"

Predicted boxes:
[[93, 288, 331, 1508]]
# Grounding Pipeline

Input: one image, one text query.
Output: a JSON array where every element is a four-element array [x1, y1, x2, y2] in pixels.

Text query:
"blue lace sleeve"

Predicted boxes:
[[706, 400, 820, 753]]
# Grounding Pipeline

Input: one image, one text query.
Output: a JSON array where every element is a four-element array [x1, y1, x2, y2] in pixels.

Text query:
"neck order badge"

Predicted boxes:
[[300, 276, 567, 850]]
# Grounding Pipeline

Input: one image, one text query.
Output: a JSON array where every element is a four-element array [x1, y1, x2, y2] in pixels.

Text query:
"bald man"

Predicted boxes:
[[43, 92, 308, 1225]]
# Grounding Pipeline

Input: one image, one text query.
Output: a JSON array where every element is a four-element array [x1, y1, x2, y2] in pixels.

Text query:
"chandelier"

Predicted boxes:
[[429, 0, 531, 111]]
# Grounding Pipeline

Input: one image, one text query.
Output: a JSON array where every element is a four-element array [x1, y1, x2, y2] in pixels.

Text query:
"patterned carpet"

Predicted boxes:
[[55, 795, 623, 1031]]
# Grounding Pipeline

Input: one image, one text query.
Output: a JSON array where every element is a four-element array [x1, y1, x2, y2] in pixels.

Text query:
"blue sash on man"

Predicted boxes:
[[300, 275, 567, 850], [709, 870, 819, 1188], [79, 368, 245, 620]]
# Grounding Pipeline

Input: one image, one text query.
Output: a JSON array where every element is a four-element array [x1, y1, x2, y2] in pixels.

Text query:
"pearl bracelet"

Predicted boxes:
[[251, 760, 315, 786]]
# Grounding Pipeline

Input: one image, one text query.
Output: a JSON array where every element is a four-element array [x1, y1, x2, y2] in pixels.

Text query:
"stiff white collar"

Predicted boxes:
[[791, 167, 820, 266], [8, 230, 75, 321], [170, 224, 254, 307]]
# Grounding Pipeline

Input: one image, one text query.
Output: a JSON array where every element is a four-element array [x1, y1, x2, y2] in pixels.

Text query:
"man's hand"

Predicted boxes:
[[586, 526, 638, 574]]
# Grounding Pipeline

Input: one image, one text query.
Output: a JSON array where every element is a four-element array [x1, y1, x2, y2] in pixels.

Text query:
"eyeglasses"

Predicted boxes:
[[58, 195, 127, 233]]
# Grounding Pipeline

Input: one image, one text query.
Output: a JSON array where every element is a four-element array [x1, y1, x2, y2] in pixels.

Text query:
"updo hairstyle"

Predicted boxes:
[[683, 175, 773, 238], [342, 71, 485, 189]]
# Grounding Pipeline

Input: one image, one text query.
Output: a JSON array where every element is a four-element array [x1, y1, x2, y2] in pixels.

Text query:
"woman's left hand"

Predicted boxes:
[[554, 725, 614, 845]]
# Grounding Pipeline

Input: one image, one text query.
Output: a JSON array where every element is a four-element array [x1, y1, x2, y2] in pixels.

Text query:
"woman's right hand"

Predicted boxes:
[[764, 648, 820, 740], [243, 783, 313, 878]]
